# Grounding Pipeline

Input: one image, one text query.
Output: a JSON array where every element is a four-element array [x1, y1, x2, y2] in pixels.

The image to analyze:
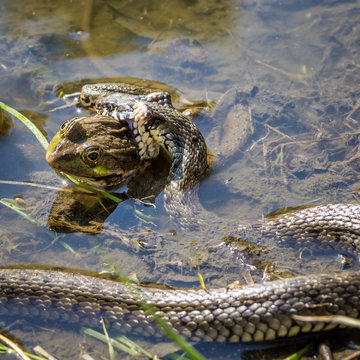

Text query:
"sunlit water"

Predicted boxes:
[[1, 0, 360, 358]]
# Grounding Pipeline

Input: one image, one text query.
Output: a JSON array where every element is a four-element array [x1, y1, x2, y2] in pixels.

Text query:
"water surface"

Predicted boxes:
[[1, 0, 360, 358]]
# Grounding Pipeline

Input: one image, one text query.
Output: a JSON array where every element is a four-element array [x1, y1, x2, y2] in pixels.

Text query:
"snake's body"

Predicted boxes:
[[0, 264, 359, 343], [18, 85, 360, 342], [3, 208, 360, 341]]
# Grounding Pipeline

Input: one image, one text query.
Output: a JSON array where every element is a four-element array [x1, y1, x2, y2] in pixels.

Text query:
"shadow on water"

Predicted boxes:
[[1, 0, 360, 358]]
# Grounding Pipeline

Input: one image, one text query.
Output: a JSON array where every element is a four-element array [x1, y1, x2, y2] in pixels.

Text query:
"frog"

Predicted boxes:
[[46, 114, 142, 189]]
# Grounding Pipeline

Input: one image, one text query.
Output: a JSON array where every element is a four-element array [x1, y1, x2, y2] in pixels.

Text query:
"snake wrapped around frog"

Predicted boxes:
[[6, 84, 360, 343]]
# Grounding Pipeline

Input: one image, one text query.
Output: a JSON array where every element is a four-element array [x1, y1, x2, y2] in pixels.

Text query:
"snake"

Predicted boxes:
[[1, 204, 360, 343], [92, 88, 208, 226], [6, 87, 360, 343]]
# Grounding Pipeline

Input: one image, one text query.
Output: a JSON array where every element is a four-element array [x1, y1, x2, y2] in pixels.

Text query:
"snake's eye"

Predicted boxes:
[[82, 147, 102, 165], [59, 120, 72, 135], [106, 103, 114, 112], [81, 95, 91, 106]]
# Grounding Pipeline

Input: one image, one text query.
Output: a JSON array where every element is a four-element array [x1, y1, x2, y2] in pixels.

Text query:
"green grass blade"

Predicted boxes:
[[0, 198, 55, 238], [59, 241, 79, 256], [285, 344, 311, 360], [82, 328, 139, 356], [139, 301, 207, 360], [197, 265, 207, 291], [101, 321, 116, 360], [0, 101, 48, 149], [73, 180, 125, 204], [134, 208, 157, 221], [113, 335, 154, 359]]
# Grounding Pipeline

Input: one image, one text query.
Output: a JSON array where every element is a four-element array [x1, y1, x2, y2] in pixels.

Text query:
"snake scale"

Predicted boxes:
[[7, 85, 360, 343]]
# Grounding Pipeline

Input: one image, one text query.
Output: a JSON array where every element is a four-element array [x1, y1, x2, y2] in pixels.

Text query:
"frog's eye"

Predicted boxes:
[[82, 147, 102, 165], [59, 120, 72, 135]]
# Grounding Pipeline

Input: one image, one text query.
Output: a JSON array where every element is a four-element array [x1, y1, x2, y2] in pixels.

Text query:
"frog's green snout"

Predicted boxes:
[[45, 136, 60, 170]]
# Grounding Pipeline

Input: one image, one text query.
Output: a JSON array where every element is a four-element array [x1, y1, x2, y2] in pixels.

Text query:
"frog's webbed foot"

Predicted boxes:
[[132, 101, 163, 160]]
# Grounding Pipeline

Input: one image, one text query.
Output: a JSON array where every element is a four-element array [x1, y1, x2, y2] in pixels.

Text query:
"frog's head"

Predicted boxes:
[[46, 115, 141, 188]]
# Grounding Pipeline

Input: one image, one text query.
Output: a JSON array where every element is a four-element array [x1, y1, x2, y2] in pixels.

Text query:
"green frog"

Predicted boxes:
[[46, 114, 142, 188]]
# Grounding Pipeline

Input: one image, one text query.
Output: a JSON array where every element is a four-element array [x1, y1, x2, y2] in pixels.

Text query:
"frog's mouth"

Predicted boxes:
[[62, 168, 138, 190]]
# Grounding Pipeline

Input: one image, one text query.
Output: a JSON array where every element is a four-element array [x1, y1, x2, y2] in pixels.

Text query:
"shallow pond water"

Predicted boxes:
[[1, 0, 360, 359]]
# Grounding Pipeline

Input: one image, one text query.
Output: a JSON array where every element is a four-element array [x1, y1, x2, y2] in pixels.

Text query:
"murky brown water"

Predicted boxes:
[[1, 0, 360, 359]]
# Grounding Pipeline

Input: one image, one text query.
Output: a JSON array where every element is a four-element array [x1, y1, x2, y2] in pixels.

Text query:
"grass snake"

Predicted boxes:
[[1, 208, 360, 343]]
